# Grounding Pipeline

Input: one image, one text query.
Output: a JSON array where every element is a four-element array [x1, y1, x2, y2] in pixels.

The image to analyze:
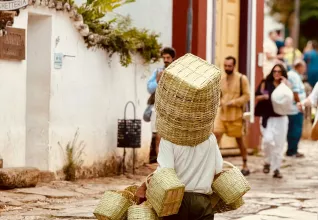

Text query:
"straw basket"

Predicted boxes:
[[124, 185, 140, 203], [210, 193, 244, 213], [146, 168, 185, 217], [212, 161, 250, 204], [155, 53, 221, 146], [128, 202, 159, 220], [94, 190, 135, 220]]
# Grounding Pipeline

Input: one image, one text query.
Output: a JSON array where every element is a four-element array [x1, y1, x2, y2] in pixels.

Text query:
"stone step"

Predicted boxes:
[[0, 167, 40, 189]]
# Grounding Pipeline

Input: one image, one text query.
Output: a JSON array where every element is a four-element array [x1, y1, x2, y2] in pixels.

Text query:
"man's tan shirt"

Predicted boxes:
[[218, 72, 250, 121]]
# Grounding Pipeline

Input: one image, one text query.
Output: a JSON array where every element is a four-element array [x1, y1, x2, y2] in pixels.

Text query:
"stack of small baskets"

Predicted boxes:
[[93, 168, 185, 220], [155, 53, 221, 146]]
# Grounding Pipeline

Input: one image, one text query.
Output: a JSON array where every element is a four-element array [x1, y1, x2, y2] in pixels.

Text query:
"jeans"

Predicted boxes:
[[287, 113, 304, 156]]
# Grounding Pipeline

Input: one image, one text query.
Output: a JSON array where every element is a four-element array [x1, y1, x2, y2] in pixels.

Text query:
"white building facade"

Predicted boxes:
[[0, 0, 172, 175]]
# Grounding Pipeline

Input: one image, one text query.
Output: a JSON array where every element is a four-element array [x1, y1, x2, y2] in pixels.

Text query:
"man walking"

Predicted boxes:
[[214, 56, 250, 176], [147, 47, 176, 163], [286, 60, 307, 158]]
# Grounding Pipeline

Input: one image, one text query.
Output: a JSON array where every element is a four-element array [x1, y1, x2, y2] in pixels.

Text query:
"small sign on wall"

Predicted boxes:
[[0, 27, 25, 60], [0, 0, 28, 11], [54, 53, 63, 69]]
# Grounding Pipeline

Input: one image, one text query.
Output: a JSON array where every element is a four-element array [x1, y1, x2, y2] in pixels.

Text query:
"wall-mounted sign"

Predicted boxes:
[[54, 53, 63, 69], [0, 27, 25, 60], [0, 0, 28, 11]]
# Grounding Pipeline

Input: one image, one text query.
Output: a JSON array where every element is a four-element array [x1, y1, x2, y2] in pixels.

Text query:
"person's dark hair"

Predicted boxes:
[[225, 56, 236, 66], [161, 47, 176, 58], [265, 64, 288, 82]]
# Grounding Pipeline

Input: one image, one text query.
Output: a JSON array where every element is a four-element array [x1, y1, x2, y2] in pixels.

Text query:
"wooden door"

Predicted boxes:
[[215, 0, 241, 149], [215, 0, 240, 67]]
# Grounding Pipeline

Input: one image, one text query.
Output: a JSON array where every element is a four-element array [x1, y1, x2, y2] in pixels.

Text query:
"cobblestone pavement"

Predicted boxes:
[[0, 140, 317, 220]]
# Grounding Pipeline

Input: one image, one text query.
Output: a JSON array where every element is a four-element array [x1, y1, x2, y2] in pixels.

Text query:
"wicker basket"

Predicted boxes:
[[211, 193, 244, 213], [146, 168, 185, 217], [212, 161, 250, 204], [128, 202, 159, 220], [94, 190, 135, 220], [155, 53, 221, 146], [124, 185, 140, 203]]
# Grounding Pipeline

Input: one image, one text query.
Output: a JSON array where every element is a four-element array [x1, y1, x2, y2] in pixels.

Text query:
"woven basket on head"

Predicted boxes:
[[212, 161, 250, 205], [128, 202, 159, 220], [94, 190, 135, 220], [146, 168, 185, 217], [210, 192, 244, 213], [155, 53, 221, 146]]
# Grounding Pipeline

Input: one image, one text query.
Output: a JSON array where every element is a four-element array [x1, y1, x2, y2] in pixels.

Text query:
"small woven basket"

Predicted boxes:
[[211, 192, 244, 213], [128, 202, 159, 220], [94, 190, 135, 220], [155, 53, 221, 146], [124, 185, 140, 203], [146, 168, 185, 217], [212, 161, 250, 204]]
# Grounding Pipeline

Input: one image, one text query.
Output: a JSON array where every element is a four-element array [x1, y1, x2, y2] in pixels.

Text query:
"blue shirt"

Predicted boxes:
[[287, 70, 306, 115], [304, 50, 318, 87], [147, 67, 164, 94]]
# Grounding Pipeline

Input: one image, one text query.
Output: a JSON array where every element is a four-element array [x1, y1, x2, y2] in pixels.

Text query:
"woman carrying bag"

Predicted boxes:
[[255, 64, 291, 178]]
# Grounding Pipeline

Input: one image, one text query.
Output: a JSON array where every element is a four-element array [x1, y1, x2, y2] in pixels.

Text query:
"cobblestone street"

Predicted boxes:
[[0, 140, 317, 220]]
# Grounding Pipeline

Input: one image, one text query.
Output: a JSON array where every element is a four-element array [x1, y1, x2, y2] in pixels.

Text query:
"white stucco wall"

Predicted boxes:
[[0, 0, 172, 173]]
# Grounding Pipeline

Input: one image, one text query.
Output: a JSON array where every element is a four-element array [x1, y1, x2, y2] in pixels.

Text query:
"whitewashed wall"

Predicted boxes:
[[0, 0, 172, 173]]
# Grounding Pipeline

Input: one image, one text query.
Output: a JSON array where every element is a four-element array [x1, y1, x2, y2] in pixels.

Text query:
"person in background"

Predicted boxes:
[[263, 31, 281, 78], [304, 40, 318, 88], [214, 56, 250, 176], [275, 30, 284, 52], [286, 60, 307, 158], [283, 37, 303, 71], [147, 47, 176, 163], [255, 64, 289, 178], [303, 41, 313, 54]]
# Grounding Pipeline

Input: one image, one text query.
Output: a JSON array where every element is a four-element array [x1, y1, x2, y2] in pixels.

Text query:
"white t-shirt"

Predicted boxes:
[[156, 135, 223, 195]]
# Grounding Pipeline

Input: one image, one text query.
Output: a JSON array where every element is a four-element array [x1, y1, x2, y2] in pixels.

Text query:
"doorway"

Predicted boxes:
[[26, 13, 52, 170]]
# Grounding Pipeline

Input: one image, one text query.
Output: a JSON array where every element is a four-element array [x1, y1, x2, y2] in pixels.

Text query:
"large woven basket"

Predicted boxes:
[[210, 192, 244, 213], [212, 161, 250, 204], [128, 202, 159, 220], [155, 53, 221, 146], [94, 190, 135, 220], [146, 168, 185, 217]]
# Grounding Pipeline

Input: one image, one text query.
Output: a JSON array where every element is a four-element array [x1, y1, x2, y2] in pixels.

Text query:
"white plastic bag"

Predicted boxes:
[[271, 83, 294, 115]]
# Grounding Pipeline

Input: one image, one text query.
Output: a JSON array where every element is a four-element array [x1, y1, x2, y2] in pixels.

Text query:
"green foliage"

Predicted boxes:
[[267, 0, 318, 49], [74, 0, 161, 66], [59, 129, 85, 181]]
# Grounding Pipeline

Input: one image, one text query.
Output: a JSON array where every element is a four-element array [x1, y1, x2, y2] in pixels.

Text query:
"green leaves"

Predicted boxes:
[[75, 0, 161, 67]]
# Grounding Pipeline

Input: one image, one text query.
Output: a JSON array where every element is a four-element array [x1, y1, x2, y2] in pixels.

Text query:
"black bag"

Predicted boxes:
[[117, 101, 141, 148]]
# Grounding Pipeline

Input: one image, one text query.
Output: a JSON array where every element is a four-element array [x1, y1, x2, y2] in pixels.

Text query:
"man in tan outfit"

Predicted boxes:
[[214, 56, 250, 176]]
